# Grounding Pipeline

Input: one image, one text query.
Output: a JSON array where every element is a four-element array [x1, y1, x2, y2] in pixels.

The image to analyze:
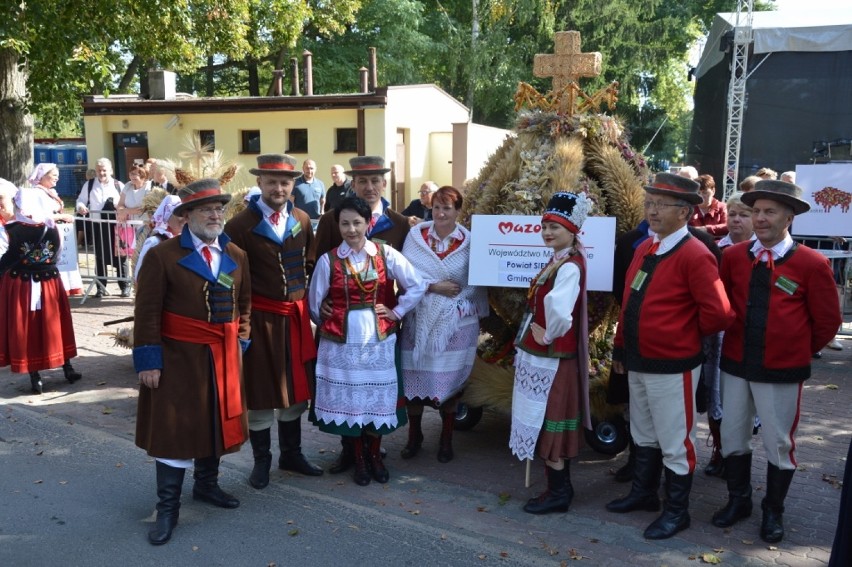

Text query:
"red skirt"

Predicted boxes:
[[0, 274, 77, 373]]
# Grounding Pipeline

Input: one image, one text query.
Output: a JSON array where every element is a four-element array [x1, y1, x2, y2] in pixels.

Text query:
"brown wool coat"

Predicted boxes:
[[134, 235, 251, 459], [224, 204, 315, 410]]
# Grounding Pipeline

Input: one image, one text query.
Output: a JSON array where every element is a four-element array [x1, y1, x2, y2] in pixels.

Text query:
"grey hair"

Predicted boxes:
[[726, 191, 751, 211], [96, 157, 113, 171]]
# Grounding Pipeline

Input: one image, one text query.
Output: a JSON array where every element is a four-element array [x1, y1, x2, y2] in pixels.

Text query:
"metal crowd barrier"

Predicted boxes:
[[796, 236, 852, 335], [64, 212, 144, 304]]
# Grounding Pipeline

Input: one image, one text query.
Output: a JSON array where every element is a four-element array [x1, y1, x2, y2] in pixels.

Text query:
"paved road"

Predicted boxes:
[[1, 294, 848, 566]]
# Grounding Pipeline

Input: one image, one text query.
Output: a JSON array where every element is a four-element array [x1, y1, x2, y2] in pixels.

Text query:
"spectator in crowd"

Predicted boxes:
[[689, 174, 728, 238], [739, 176, 761, 193], [607, 173, 734, 540], [780, 171, 795, 183], [677, 166, 699, 180], [225, 154, 323, 489], [0, 188, 82, 394], [712, 180, 841, 543], [292, 159, 325, 219], [76, 158, 123, 297], [309, 196, 426, 486], [134, 179, 251, 546], [402, 181, 438, 225], [115, 164, 152, 296], [400, 186, 487, 464], [134, 195, 184, 280], [324, 164, 351, 213], [148, 158, 177, 195], [756, 167, 777, 180], [510, 191, 593, 515]]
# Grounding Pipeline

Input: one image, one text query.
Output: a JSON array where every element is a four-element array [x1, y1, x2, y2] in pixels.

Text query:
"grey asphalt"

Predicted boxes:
[[0, 294, 849, 566]]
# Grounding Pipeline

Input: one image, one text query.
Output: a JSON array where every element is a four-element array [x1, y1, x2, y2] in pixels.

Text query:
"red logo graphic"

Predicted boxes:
[[498, 221, 542, 235]]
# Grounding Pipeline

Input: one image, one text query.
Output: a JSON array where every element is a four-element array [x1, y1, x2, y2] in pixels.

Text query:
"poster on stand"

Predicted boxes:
[[791, 164, 852, 237]]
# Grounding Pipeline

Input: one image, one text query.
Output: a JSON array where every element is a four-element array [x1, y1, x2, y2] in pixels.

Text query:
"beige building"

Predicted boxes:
[[82, 83, 510, 209]]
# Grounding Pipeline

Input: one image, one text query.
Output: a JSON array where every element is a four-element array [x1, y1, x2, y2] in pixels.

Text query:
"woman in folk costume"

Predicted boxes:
[[399, 185, 488, 463], [0, 187, 82, 394], [510, 191, 593, 515], [309, 196, 426, 486], [28, 163, 84, 296], [134, 195, 185, 280]]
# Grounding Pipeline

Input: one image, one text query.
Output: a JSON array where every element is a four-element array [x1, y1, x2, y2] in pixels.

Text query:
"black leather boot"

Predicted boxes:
[[329, 436, 355, 474], [29, 371, 43, 395], [644, 468, 692, 540], [761, 463, 795, 543], [248, 428, 272, 489], [712, 453, 753, 527], [704, 418, 725, 477], [367, 434, 389, 483], [352, 435, 371, 486], [277, 419, 323, 476], [62, 360, 82, 384], [192, 456, 239, 508], [437, 409, 455, 463], [148, 461, 185, 545], [606, 445, 663, 513], [614, 436, 635, 482], [401, 410, 424, 459], [523, 463, 574, 514]]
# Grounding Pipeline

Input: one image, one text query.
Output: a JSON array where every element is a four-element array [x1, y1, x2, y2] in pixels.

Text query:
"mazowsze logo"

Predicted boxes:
[[498, 221, 542, 235]]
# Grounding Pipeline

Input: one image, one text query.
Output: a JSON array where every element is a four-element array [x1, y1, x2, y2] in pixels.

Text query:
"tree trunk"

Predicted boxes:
[[205, 54, 215, 97], [0, 48, 34, 186], [118, 55, 140, 93], [247, 60, 259, 97]]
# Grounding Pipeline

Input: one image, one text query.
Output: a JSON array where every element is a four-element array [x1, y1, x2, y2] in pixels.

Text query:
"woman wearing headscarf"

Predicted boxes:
[[0, 188, 82, 394], [134, 195, 185, 280], [28, 163, 83, 295]]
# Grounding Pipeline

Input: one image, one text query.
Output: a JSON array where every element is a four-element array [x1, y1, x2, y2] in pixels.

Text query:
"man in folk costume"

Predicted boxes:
[[607, 173, 734, 539], [310, 156, 410, 474], [134, 179, 251, 546], [224, 154, 322, 489], [510, 192, 593, 515], [711, 180, 840, 543]]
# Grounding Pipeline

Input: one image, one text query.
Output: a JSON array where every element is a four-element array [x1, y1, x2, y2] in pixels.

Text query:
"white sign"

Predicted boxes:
[[468, 214, 616, 291], [56, 223, 79, 271], [791, 164, 852, 237]]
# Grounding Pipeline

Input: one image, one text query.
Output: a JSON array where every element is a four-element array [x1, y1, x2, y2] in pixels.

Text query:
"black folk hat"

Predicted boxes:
[[173, 178, 232, 216], [249, 154, 301, 177], [543, 191, 593, 234], [344, 156, 391, 176], [644, 172, 703, 205], [741, 179, 811, 215]]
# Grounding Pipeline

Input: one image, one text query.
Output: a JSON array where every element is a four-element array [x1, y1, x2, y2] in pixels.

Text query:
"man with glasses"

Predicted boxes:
[[402, 181, 438, 225], [133, 178, 251, 546], [225, 154, 323, 490], [606, 172, 734, 540]]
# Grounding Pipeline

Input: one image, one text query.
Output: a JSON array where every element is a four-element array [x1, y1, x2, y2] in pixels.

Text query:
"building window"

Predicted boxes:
[[287, 129, 308, 154], [198, 129, 215, 151], [335, 128, 358, 153], [241, 130, 261, 154]]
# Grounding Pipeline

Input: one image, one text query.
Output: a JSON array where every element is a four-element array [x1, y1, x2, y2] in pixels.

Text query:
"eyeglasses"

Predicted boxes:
[[193, 206, 226, 216], [643, 201, 686, 211]]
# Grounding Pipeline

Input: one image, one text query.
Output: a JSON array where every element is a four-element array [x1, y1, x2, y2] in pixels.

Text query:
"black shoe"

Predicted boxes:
[[352, 439, 371, 486], [606, 446, 663, 513], [248, 429, 272, 489], [760, 464, 795, 543], [711, 453, 753, 528], [149, 462, 185, 545], [367, 436, 389, 483], [401, 413, 423, 459], [120, 287, 132, 298], [29, 372, 43, 395], [614, 439, 635, 482], [62, 362, 82, 384], [523, 465, 573, 515], [277, 420, 323, 476], [644, 469, 692, 540], [192, 457, 239, 509], [329, 437, 355, 474]]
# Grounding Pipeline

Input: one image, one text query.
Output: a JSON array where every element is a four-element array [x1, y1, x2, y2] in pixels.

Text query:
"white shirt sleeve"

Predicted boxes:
[[308, 254, 331, 324], [384, 246, 427, 319], [541, 262, 581, 345], [134, 236, 160, 281]]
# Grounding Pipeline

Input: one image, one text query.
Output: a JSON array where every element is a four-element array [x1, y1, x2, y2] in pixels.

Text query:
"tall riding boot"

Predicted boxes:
[[437, 409, 455, 463], [248, 428, 272, 489], [192, 456, 239, 508], [29, 371, 43, 395], [615, 435, 635, 482], [704, 417, 725, 477], [352, 435, 371, 486], [644, 468, 693, 539], [329, 436, 355, 474], [277, 419, 323, 476], [761, 463, 795, 543], [401, 409, 424, 459], [712, 452, 753, 527], [367, 434, 389, 483], [606, 445, 663, 513], [148, 461, 185, 545], [523, 462, 574, 514], [62, 360, 82, 384]]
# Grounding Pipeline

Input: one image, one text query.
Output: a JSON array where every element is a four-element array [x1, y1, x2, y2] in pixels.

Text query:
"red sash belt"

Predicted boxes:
[[251, 294, 317, 403], [161, 311, 244, 449]]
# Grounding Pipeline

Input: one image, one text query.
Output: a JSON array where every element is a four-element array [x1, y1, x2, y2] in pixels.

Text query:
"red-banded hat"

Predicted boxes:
[[173, 178, 232, 216], [644, 172, 702, 205], [344, 156, 391, 176], [249, 153, 301, 177]]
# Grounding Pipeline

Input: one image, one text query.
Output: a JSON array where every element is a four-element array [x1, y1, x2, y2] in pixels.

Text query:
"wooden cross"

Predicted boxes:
[[533, 31, 602, 113]]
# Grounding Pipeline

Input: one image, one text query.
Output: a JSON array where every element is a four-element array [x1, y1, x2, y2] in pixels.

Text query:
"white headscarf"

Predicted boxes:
[[13, 187, 56, 228], [28, 163, 58, 187], [151, 195, 182, 236]]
